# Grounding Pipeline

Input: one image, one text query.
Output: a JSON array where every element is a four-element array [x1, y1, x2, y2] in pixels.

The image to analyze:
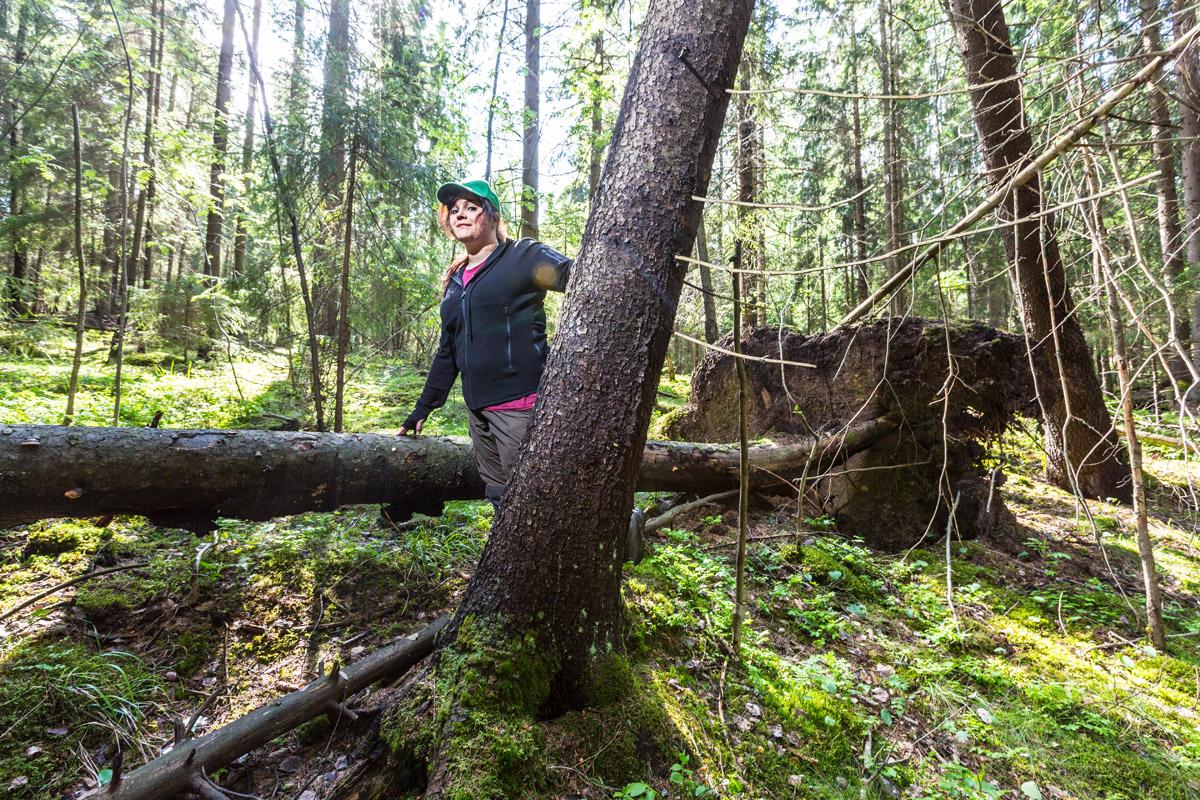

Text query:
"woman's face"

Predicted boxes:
[[448, 197, 496, 248]]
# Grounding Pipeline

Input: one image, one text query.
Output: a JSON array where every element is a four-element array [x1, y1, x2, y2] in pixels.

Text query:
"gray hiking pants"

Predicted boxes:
[[467, 408, 532, 507]]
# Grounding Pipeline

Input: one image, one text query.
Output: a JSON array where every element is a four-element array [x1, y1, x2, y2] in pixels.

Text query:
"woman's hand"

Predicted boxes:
[[398, 418, 424, 436]]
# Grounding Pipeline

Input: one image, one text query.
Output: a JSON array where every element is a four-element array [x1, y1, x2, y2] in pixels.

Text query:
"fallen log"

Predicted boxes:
[[1116, 427, 1199, 456], [0, 418, 897, 530], [94, 615, 450, 800]]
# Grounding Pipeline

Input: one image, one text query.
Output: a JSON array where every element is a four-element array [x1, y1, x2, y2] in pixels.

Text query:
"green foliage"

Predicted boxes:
[[0, 642, 163, 798]]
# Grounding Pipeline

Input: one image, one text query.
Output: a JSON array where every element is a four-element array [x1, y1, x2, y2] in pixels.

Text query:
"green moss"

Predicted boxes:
[[173, 630, 217, 676], [20, 526, 82, 558], [295, 715, 333, 746]]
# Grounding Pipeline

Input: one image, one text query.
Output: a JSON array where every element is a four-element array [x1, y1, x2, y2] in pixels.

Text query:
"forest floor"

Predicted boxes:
[[2, 325, 1199, 800]]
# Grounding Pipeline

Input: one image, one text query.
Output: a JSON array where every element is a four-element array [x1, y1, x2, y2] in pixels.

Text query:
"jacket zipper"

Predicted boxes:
[[504, 305, 513, 370]]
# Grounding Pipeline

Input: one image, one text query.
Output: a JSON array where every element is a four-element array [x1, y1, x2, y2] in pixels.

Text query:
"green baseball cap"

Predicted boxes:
[[436, 179, 501, 212]]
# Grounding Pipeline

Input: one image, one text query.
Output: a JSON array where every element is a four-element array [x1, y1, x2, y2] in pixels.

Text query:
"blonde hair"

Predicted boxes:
[[439, 198, 508, 291]]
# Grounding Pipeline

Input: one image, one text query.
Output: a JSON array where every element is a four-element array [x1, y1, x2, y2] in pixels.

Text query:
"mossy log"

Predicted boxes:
[[95, 616, 449, 800], [0, 420, 896, 530]]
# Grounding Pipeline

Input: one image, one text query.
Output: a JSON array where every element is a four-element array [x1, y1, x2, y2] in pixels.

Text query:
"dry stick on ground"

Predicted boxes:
[[838, 17, 1200, 327], [731, 243, 750, 662], [0, 562, 148, 623], [94, 616, 449, 800], [64, 103, 86, 425], [644, 489, 739, 534], [944, 492, 961, 633]]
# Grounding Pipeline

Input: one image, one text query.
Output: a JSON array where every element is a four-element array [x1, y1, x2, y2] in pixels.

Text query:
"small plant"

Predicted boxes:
[[614, 781, 657, 799], [669, 752, 715, 797]]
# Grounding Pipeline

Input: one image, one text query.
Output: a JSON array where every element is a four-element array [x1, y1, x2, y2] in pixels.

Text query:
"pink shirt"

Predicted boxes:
[[462, 259, 538, 413]]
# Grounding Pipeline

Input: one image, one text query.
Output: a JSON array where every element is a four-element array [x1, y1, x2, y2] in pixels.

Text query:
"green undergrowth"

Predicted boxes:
[[0, 639, 165, 798], [0, 324, 475, 433], [619, 493, 1200, 799], [0, 504, 491, 795]]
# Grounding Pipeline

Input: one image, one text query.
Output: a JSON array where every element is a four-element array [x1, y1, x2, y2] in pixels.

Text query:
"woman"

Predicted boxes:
[[399, 179, 571, 510]]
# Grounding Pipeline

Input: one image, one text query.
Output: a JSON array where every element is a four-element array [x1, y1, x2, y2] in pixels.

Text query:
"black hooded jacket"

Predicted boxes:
[[403, 238, 572, 428]]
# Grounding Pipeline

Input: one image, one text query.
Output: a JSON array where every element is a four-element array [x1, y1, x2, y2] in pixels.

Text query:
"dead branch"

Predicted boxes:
[[95, 615, 449, 800]]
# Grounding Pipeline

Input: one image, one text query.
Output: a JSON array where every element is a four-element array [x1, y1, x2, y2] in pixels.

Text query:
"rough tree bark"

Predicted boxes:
[[948, 0, 1128, 499], [202, 0, 237, 278]]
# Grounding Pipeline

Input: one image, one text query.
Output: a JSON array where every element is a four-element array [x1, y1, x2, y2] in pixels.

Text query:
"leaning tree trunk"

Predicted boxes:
[[398, 1, 754, 788], [453, 0, 752, 697], [948, 0, 1127, 499]]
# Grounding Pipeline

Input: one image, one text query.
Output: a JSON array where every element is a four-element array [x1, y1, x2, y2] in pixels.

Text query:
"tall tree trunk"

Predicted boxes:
[[1080, 146, 1168, 650], [333, 137, 358, 433], [520, 0, 540, 238], [588, 26, 604, 202], [100, 168, 122, 316], [231, 0, 262, 280], [880, 0, 905, 315], [66, 105, 86, 425], [1143, 0, 1191, 389], [484, 0, 509, 182], [697, 215, 719, 343], [948, 0, 1127, 499], [448, 0, 752, 716], [285, 0, 306, 178], [143, 0, 166, 291], [315, 0, 350, 334], [849, 14, 869, 304], [203, 0, 237, 279], [1174, 0, 1200, 378], [5, 0, 28, 315], [127, 0, 163, 290], [736, 64, 759, 330]]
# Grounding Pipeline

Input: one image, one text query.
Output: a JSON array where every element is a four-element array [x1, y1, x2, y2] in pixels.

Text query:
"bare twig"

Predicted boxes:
[[0, 562, 148, 623]]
